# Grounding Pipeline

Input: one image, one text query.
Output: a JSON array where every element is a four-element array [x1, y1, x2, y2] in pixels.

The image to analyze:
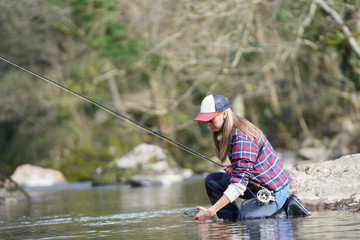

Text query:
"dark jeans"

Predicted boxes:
[[205, 172, 288, 220]]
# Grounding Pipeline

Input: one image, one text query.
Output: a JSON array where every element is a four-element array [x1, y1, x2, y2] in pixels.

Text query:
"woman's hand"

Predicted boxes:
[[192, 195, 231, 222], [222, 165, 232, 175], [192, 206, 214, 222]]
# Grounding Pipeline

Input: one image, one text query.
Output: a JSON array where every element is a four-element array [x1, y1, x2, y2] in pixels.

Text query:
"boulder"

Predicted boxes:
[[290, 153, 360, 211], [130, 174, 184, 187], [297, 147, 330, 162], [11, 164, 68, 187], [0, 175, 30, 205], [92, 143, 193, 186]]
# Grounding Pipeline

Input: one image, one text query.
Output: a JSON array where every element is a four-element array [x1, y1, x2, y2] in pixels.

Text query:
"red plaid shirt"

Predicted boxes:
[[229, 129, 291, 191]]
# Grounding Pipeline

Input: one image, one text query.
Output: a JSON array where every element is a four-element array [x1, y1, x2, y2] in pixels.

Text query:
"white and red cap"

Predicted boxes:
[[194, 94, 230, 121]]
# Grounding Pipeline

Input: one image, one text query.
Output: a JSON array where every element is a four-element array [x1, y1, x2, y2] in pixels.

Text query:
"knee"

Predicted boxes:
[[204, 172, 222, 185], [205, 172, 231, 193]]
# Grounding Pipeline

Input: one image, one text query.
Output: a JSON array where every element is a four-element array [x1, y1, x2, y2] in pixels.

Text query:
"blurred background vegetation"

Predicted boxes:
[[0, 0, 359, 181]]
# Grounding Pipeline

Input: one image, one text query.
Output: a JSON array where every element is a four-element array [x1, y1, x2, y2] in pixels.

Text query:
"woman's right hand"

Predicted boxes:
[[192, 206, 213, 221], [222, 165, 232, 175]]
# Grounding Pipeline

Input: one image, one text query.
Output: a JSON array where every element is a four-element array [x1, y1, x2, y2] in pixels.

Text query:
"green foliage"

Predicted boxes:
[[146, 54, 162, 71], [57, 143, 110, 182], [91, 163, 134, 185], [324, 30, 346, 46], [69, 0, 144, 63], [1, 0, 360, 181], [350, 57, 360, 90], [275, 10, 293, 21], [93, 20, 143, 62]]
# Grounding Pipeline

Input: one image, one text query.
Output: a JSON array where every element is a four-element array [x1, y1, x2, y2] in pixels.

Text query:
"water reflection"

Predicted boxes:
[[195, 218, 294, 240], [1, 181, 360, 239], [0, 202, 31, 222]]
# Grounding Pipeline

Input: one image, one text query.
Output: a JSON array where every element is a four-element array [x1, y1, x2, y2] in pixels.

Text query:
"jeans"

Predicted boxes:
[[274, 183, 290, 210], [204, 172, 290, 220]]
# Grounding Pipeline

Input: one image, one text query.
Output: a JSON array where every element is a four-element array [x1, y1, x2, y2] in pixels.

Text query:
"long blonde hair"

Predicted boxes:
[[213, 109, 264, 163]]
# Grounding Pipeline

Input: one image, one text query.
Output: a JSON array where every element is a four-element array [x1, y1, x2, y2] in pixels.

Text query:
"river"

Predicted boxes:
[[1, 179, 359, 239]]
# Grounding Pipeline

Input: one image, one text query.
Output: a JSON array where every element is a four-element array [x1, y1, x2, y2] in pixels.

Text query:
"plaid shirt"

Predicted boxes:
[[229, 129, 291, 192]]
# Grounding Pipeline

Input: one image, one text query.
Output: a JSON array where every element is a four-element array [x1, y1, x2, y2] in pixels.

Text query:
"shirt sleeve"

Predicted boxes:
[[224, 182, 246, 202], [229, 131, 259, 186], [230, 158, 254, 186]]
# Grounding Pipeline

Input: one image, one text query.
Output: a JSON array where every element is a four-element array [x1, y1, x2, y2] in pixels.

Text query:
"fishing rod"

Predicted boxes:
[[1, 98, 95, 162], [0, 55, 222, 168], [1, 55, 264, 199]]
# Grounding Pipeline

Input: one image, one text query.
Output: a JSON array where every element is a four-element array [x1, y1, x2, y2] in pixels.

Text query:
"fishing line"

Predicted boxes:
[[1, 56, 261, 198], [0, 55, 222, 168], [0, 98, 95, 162]]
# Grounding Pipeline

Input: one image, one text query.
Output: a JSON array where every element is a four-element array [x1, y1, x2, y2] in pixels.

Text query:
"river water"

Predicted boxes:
[[1, 179, 359, 239]]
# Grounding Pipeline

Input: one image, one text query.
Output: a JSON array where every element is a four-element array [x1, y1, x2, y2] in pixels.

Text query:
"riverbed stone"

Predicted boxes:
[[0, 175, 30, 205], [92, 143, 192, 186], [289, 153, 360, 211], [11, 164, 68, 187]]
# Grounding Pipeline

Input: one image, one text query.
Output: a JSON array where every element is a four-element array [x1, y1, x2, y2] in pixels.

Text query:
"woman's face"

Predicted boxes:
[[206, 111, 227, 132]]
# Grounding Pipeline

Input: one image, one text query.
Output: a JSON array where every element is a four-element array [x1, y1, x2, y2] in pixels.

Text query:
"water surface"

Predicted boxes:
[[1, 180, 359, 239]]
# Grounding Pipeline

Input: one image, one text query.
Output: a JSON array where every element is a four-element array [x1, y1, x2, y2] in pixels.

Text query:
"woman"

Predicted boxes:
[[193, 94, 291, 221]]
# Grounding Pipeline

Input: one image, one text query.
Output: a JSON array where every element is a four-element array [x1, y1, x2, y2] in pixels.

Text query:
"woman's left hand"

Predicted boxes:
[[192, 206, 213, 221], [222, 165, 232, 175]]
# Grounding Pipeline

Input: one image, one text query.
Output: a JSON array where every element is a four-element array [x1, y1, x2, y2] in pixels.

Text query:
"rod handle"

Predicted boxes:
[[248, 179, 261, 188]]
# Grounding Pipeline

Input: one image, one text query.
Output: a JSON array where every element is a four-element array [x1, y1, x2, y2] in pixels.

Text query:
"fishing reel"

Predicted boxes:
[[256, 188, 275, 204]]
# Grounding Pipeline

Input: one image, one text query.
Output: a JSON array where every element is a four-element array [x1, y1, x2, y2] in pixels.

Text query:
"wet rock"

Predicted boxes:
[[289, 154, 360, 211], [11, 164, 68, 187], [0, 175, 30, 205], [92, 143, 193, 186], [327, 201, 360, 213]]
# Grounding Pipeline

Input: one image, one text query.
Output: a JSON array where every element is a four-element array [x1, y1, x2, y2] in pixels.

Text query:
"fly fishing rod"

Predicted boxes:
[[1, 55, 267, 201], [0, 55, 222, 168]]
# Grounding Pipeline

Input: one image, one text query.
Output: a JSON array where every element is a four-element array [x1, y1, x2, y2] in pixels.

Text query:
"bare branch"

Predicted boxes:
[[231, 4, 255, 68], [282, 0, 318, 62], [316, 0, 360, 58]]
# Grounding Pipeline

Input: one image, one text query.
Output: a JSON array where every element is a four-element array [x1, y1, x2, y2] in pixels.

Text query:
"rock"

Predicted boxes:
[[289, 153, 360, 211], [327, 201, 360, 213], [297, 147, 330, 162], [11, 164, 68, 187], [130, 174, 183, 187], [92, 143, 193, 186], [0, 175, 30, 205]]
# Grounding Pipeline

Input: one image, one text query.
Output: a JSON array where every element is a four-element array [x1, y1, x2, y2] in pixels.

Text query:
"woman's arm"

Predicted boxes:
[[192, 195, 231, 221]]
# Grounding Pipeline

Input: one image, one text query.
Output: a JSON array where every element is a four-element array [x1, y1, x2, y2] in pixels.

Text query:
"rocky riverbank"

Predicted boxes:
[[91, 143, 193, 186], [289, 153, 360, 212], [0, 175, 30, 205], [91, 144, 360, 212], [2, 142, 359, 214]]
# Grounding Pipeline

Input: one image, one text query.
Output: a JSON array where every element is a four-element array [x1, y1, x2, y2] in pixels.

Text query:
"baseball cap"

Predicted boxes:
[[194, 94, 230, 121]]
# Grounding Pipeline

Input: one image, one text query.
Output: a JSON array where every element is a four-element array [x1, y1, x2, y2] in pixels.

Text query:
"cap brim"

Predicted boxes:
[[194, 112, 218, 122]]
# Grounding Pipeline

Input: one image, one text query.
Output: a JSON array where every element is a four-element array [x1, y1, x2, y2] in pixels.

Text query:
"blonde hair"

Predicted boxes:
[[213, 109, 264, 163]]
